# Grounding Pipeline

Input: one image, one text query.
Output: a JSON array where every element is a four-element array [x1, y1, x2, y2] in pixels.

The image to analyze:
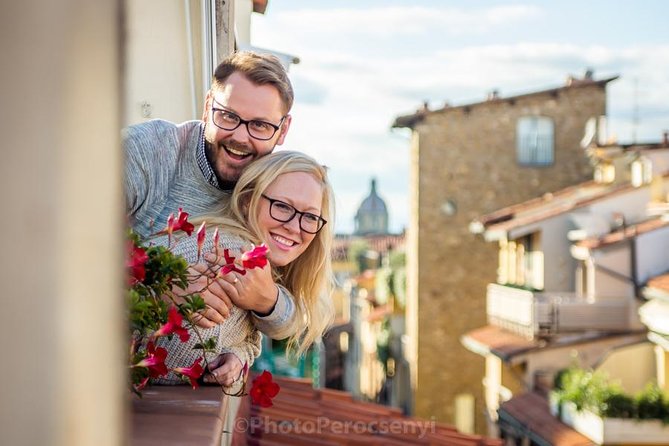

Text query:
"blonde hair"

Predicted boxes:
[[205, 151, 334, 356]]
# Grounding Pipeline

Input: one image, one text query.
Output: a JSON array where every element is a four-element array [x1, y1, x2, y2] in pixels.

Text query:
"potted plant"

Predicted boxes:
[[551, 367, 669, 444]]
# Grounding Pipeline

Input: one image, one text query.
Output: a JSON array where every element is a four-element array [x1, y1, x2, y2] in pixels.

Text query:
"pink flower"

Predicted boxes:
[[242, 244, 269, 269], [212, 227, 220, 257], [196, 222, 206, 260], [250, 370, 280, 408], [172, 357, 204, 389], [166, 213, 175, 235], [154, 306, 190, 342], [219, 248, 246, 276], [126, 241, 149, 286], [135, 341, 168, 378]]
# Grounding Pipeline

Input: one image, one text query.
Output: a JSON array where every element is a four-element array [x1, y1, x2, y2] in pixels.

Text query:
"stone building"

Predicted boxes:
[[391, 71, 618, 433], [355, 178, 389, 236]]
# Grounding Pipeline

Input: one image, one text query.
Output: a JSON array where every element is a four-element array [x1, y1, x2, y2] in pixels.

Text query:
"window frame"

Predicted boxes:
[[516, 116, 555, 166]]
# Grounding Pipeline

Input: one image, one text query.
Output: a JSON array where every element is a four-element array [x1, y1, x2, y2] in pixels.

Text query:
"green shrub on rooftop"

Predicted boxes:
[[551, 367, 669, 423]]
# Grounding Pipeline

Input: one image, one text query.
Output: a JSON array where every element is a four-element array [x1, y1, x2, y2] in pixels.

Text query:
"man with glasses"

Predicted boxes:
[[124, 51, 297, 379]]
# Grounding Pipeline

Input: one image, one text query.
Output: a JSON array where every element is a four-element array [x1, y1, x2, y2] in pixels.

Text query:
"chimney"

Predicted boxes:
[[584, 68, 594, 80], [663, 130, 668, 146], [487, 89, 500, 101]]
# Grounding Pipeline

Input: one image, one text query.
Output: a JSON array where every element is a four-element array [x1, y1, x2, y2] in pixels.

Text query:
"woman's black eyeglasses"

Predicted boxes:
[[261, 194, 326, 234]]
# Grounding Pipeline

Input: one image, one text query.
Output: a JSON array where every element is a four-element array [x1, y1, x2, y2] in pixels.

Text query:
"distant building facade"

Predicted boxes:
[[464, 136, 669, 444], [355, 178, 389, 236], [392, 71, 617, 432]]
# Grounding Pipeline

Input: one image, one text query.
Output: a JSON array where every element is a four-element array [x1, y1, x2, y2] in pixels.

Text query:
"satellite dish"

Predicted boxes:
[[580, 117, 597, 149]]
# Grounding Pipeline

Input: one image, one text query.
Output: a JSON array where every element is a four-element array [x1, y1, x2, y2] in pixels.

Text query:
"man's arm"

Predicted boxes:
[[124, 127, 151, 218], [208, 253, 299, 339], [251, 285, 298, 340], [123, 121, 180, 237]]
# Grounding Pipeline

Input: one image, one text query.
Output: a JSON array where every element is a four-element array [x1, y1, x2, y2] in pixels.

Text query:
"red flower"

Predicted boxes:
[[127, 241, 149, 286], [135, 341, 168, 378], [219, 248, 246, 276], [173, 208, 195, 236], [196, 222, 206, 260], [172, 357, 204, 389], [159, 208, 195, 238], [250, 370, 280, 407], [154, 306, 190, 342], [242, 244, 269, 269]]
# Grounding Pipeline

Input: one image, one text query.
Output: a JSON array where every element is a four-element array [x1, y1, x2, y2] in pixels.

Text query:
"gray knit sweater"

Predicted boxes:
[[123, 119, 297, 339], [123, 119, 227, 239], [152, 228, 269, 388]]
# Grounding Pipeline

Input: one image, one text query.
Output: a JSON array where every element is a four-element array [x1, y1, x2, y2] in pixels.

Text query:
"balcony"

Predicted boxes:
[[486, 283, 631, 339]]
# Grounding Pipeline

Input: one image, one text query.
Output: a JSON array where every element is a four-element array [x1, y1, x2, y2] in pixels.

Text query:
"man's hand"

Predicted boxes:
[[203, 352, 244, 386], [172, 263, 234, 328], [204, 253, 279, 315]]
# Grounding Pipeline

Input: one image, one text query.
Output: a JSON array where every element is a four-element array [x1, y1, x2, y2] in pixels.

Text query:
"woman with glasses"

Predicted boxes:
[[154, 150, 334, 390]]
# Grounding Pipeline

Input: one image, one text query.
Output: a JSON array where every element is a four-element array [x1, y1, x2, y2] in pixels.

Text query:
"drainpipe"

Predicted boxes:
[[630, 236, 640, 299]]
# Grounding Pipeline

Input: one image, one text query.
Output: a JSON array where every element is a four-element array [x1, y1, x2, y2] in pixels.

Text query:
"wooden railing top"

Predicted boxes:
[[131, 386, 229, 446]]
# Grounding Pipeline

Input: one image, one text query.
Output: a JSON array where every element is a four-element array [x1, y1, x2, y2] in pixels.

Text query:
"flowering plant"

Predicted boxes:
[[126, 208, 275, 399]]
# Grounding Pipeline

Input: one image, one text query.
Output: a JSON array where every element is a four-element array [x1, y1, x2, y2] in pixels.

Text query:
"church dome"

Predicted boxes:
[[354, 178, 389, 235]]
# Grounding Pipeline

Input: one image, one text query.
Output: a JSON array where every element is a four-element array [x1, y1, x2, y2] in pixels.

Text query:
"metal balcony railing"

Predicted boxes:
[[487, 283, 631, 339]]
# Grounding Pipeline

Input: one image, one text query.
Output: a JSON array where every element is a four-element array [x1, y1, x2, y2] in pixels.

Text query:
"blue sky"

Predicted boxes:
[[252, 1, 669, 234]]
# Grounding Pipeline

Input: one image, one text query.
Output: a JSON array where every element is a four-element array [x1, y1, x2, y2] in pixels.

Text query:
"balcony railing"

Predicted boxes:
[[487, 283, 631, 339], [131, 386, 232, 446]]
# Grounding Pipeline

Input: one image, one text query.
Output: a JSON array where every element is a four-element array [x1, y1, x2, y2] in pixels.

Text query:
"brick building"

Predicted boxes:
[[391, 71, 617, 432]]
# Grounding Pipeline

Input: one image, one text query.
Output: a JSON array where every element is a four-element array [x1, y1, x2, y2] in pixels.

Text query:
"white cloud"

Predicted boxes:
[[259, 5, 543, 39], [253, 5, 669, 233]]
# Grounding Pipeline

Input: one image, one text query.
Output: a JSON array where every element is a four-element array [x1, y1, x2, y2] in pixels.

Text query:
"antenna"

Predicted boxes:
[[632, 77, 639, 144]]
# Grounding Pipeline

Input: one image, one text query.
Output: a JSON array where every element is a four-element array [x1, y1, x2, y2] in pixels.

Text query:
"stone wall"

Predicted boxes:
[[408, 82, 609, 431]]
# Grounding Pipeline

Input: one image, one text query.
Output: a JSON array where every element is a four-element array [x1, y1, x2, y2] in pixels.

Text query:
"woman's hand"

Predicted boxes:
[[171, 263, 234, 328], [204, 253, 279, 315], [203, 352, 244, 386]]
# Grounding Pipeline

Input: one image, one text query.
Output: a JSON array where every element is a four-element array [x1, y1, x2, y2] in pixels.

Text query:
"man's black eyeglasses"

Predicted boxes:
[[261, 194, 327, 234], [211, 104, 285, 141]]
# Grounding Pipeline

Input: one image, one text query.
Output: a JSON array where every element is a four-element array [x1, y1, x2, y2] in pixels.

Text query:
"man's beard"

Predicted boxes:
[[204, 139, 249, 191]]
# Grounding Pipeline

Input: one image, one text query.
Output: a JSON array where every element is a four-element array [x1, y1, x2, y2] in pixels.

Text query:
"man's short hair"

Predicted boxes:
[[213, 51, 294, 114]]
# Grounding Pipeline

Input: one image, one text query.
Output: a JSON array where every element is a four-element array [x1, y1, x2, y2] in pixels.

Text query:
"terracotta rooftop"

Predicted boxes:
[[231, 375, 501, 445], [392, 76, 618, 129], [462, 325, 647, 362], [647, 273, 669, 294], [575, 217, 669, 249], [498, 392, 595, 446], [461, 325, 541, 361], [332, 234, 405, 262], [471, 165, 669, 238], [470, 181, 636, 236]]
